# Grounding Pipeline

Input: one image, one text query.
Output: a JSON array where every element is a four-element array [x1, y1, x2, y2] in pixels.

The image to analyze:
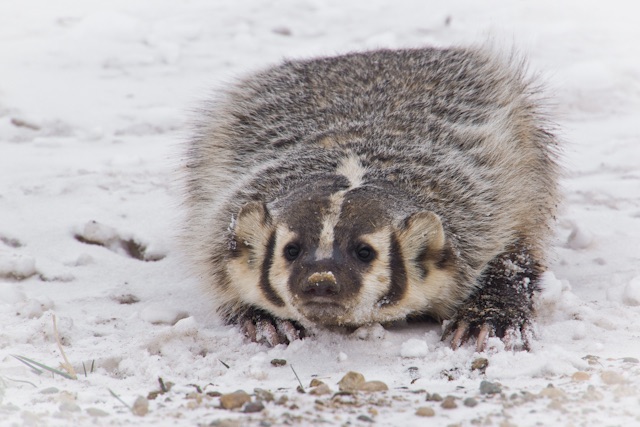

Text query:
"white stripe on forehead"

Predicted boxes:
[[315, 155, 366, 260]]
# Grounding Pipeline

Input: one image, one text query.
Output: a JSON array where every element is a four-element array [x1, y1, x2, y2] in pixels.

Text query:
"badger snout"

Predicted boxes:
[[301, 271, 340, 298]]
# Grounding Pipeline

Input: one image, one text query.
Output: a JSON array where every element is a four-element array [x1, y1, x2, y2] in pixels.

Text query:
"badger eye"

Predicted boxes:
[[355, 244, 375, 262], [284, 243, 301, 261]]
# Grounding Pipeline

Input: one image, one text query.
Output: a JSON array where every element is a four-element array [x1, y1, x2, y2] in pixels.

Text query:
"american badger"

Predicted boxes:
[[183, 47, 560, 350]]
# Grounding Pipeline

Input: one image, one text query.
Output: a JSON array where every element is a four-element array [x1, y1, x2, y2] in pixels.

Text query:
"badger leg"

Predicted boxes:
[[229, 307, 307, 347], [442, 245, 542, 352]]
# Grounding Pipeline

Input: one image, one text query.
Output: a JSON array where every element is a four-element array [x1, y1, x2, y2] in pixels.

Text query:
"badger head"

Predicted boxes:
[[227, 157, 458, 328]]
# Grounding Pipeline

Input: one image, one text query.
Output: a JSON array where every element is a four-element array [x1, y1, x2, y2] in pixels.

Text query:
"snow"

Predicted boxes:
[[1, 0, 640, 426]]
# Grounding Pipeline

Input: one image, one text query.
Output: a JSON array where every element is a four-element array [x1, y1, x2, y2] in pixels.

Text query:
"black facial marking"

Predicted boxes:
[[260, 231, 285, 307], [378, 232, 407, 307], [414, 245, 430, 280]]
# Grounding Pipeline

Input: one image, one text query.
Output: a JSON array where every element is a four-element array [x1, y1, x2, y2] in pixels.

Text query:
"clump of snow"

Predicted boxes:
[[353, 323, 386, 340], [622, 276, 640, 306], [0, 252, 37, 280], [567, 224, 594, 250], [400, 338, 429, 358]]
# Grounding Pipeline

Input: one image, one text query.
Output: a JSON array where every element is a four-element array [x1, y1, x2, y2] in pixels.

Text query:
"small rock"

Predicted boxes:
[[600, 371, 626, 385], [416, 406, 435, 417], [86, 408, 109, 417], [358, 381, 389, 393], [463, 397, 478, 407], [582, 355, 600, 366], [59, 402, 81, 412], [272, 26, 292, 36], [338, 371, 366, 392], [210, 420, 242, 427], [441, 396, 457, 409], [243, 401, 265, 413], [582, 385, 603, 401], [571, 371, 591, 382], [471, 358, 489, 372], [132, 396, 149, 416], [621, 357, 640, 364], [40, 387, 60, 394], [426, 392, 443, 402], [357, 415, 374, 423], [270, 359, 287, 367], [220, 391, 251, 410], [309, 384, 331, 396], [538, 385, 566, 400], [479, 380, 501, 395], [309, 379, 325, 387], [254, 388, 274, 402]]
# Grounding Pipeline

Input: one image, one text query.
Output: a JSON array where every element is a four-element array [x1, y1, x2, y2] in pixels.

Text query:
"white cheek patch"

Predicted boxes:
[[227, 251, 265, 309], [268, 225, 304, 321], [343, 229, 394, 324]]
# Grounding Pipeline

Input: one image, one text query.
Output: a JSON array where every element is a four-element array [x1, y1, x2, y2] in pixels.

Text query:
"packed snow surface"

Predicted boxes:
[[1, 1, 640, 426]]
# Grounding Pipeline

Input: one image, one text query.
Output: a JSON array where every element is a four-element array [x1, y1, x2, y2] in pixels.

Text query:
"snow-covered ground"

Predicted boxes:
[[1, 1, 640, 426]]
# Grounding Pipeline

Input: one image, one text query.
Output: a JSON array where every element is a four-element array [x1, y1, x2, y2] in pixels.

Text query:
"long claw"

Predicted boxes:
[[256, 320, 282, 347], [242, 319, 258, 342], [475, 324, 492, 352], [450, 322, 469, 350], [277, 319, 302, 343]]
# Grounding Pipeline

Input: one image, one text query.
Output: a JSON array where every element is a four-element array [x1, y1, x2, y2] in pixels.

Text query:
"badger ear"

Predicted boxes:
[[398, 211, 445, 257], [231, 201, 273, 254]]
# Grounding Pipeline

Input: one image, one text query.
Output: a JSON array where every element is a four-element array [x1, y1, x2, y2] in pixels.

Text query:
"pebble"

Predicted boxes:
[[254, 388, 274, 402], [359, 381, 389, 393], [571, 371, 591, 382], [309, 379, 325, 387], [426, 393, 443, 402], [441, 396, 457, 409], [479, 380, 502, 395], [622, 357, 640, 364], [40, 387, 60, 395], [243, 401, 265, 413], [86, 408, 109, 417], [415, 406, 435, 417], [220, 391, 251, 410], [309, 384, 331, 396], [463, 397, 478, 407], [132, 396, 149, 416], [582, 385, 604, 401], [270, 359, 287, 367], [338, 371, 366, 392], [357, 415, 374, 423], [538, 385, 566, 400], [601, 371, 626, 385], [210, 420, 242, 427], [59, 402, 81, 412], [471, 358, 489, 372]]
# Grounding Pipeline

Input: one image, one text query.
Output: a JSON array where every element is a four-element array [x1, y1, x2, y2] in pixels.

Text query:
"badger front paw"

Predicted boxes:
[[234, 309, 307, 347], [442, 246, 540, 352], [442, 306, 535, 352]]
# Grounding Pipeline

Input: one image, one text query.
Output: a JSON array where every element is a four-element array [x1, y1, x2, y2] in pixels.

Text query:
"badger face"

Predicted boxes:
[[228, 157, 458, 327]]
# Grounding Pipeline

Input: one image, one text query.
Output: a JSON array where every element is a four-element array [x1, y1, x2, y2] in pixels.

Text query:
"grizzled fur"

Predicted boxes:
[[182, 46, 560, 349]]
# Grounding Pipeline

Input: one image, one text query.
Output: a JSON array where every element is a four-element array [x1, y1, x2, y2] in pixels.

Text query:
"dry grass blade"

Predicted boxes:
[[290, 364, 305, 393], [11, 355, 75, 380], [52, 314, 77, 380], [109, 388, 132, 411]]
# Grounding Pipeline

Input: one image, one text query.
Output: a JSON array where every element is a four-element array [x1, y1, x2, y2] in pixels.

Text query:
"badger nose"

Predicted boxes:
[[302, 271, 340, 298], [301, 280, 340, 297]]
